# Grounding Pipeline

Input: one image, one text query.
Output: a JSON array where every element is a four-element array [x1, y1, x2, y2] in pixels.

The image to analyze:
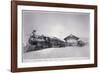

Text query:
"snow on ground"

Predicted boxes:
[[23, 44, 90, 62]]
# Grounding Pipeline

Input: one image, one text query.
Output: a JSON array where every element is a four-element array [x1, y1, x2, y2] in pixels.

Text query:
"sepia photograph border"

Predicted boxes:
[[11, 1, 97, 72]]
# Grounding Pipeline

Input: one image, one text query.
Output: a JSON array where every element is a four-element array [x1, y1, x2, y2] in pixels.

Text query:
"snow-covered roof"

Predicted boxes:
[[64, 34, 79, 40]]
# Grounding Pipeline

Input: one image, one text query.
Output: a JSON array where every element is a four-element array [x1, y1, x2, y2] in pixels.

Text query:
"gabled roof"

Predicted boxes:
[[64, 34, 79, 40]]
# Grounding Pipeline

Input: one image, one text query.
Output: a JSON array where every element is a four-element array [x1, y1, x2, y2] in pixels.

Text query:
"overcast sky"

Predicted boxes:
[[22, 10, 90, 45]]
